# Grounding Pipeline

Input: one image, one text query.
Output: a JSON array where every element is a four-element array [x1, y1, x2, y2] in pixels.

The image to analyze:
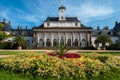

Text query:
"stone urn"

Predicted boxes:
[[18, 46, 22, 50]]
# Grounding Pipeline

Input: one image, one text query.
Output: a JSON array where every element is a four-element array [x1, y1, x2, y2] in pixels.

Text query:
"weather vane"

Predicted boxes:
[[61, 0, 65, 5]]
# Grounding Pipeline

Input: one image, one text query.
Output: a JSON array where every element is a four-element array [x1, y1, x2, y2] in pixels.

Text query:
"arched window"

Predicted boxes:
[[81, 39, 86, 48], [53, 39, 57, 47], [27, 40, 30, 46], [60, 39, 64, 45], [39, 39, 44, 47], [46, 39, 50, 47], [67, 39, 71, 47], [75, 39, 78, 46]]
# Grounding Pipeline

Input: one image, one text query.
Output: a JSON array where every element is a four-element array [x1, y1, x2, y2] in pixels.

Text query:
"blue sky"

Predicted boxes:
[[0, 0, 120, 29]]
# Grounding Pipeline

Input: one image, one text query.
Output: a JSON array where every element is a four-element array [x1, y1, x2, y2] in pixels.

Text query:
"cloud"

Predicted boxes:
[[66, 1, 114, 23], [80, 2, 114, 18]]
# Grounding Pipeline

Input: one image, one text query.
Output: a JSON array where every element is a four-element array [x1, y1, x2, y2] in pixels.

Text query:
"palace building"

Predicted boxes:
[[0, 5, 120, 49], [32, 5, 92, 48]]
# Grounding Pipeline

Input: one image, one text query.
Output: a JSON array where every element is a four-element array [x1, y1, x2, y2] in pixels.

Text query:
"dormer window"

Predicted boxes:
[[47, 23, 49, 26], [61, 16, 63, 19], [75, 23, 78, 26], [61, 10, 63, 13]]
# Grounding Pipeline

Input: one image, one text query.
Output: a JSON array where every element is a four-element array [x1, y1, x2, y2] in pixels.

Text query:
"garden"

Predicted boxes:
[[0, 51, 120, 80]]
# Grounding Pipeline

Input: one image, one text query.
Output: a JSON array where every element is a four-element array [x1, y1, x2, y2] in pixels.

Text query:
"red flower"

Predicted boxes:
[[100, 64, 104, 66], [64, 53, 81, 58], [35, 56, 39, 59], [77, 62, 81, 66], [68, 59, 73, 62], [59, 56, 65, 60], [25, 63, 29, 68]]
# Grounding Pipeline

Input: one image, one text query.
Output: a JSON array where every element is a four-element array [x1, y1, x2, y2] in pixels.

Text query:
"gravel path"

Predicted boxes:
[[0, 55, 120, 58], [0, 55, 12, 58]]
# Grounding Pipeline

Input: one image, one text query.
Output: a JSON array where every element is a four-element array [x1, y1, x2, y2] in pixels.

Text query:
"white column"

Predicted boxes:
[[86, 33, 89, 47], [43, 32, 46, 47], [79, 32, 81, 47], [58, 32, 60, 44], [72, 32, 73, 46], [51, 32, 53, 47], [65, 32, 66, 44]]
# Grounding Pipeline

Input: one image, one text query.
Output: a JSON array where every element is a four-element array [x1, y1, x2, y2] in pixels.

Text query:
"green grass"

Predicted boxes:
[[0, 51, 45, 55], [98, 52, 120, 56], [0, 70, 30, 80], [0, 58, 3, 61]]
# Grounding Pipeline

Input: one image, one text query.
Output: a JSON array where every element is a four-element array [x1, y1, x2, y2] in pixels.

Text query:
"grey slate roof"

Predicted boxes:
[[45, 17, 80, 22], [11, 29, 33, 36], [92, 29, 117, 37], [113, 22, 120, 32]]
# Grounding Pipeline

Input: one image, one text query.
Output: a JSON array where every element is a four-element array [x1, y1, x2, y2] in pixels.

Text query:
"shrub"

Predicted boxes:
[[107, 42, 120, 50], [0, 52, 120, 80], [0, 42, 12, 49]]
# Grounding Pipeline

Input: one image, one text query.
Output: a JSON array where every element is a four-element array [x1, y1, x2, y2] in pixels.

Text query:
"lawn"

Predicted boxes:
[[98, 52, 120, 56], [0, 70, 30, 80]]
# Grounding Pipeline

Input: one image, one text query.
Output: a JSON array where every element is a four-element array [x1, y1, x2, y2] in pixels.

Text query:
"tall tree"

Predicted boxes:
[[95, 33, 112, 50], [0, 23, 4, 30], [0, 31, 11, 42], [12, 35, 28, 50]]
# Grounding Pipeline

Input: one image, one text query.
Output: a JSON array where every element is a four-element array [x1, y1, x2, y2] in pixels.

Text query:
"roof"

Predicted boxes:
[[92, 29, 118, 37], [33, 23, 92, 29], [113, 22, 120, 32], [59, 5, 66, 10], [45, 17, 80, 22], [11, 29, 33, 36]]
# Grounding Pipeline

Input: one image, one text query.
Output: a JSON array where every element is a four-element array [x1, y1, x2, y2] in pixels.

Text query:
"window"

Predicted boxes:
[[67, 39, 71, 47], [39, 39, 44, 47], [75, 23, 78, 26], [60, 39, 64, 45], [61, 16, 63, 19], [46, 39, 50, 47], [27, 40, 30, 46], [75, 39, 78, 46], [53, 39, 57, 47], [61, 10, 63, 13], [47, 23, 49, 26]]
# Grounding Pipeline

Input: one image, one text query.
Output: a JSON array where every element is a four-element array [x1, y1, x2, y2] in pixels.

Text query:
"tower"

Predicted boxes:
[[59, 5, 66, 21]]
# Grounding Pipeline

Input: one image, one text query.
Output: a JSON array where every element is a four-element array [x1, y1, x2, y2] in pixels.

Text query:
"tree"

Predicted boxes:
[[0, 23, 4, 30], [95, 33, 112, 50], [12, 35, 28, 50], [0, 31, 11, 42]]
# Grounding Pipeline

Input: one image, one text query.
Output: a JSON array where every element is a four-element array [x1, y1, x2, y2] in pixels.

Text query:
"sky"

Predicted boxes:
[[0, 0, 120, 29]]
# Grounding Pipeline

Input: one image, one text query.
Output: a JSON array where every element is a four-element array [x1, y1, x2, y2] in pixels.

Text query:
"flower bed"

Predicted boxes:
[[0, 52, 120, 80]]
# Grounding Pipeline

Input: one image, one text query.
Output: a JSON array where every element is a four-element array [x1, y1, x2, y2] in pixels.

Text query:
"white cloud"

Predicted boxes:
[[80, 2, 114, 18], [67, 1, 114, 23]]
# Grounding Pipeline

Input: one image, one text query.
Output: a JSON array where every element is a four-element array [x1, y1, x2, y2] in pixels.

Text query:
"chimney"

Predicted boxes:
[[26, 25, 28, 30], [8, 21, 11, 25], [115, 21, 118, 25], [17, 26, 20, 30], [3, 18, 6, 23]]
